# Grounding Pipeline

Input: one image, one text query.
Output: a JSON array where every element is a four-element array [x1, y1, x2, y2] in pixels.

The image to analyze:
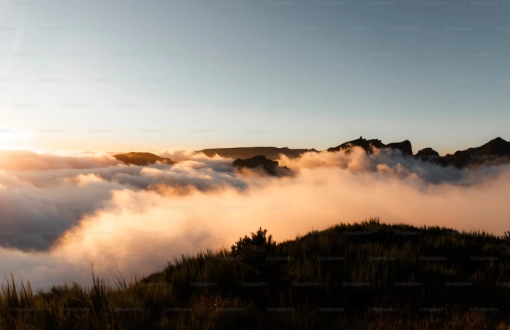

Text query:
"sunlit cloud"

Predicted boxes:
[[0, 147, 508, 290]]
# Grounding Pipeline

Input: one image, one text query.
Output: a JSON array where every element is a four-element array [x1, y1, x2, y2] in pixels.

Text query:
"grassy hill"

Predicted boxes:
[[2, 219, 510, 329]]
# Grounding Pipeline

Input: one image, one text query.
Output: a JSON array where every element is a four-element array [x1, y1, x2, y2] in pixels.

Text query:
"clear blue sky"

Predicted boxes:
[[0, 0, 508, 154]]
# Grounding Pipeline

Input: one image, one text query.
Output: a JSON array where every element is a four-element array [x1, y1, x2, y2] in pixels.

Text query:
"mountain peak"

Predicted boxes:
[[328, 137, 510, 168], [488, 137, 506, 144], [434, 137, 510, 168], [327, 137, 412, 156]]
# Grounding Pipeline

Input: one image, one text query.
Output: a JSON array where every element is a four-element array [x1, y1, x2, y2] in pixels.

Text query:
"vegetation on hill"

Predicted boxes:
[[1, 219, 510, 329]]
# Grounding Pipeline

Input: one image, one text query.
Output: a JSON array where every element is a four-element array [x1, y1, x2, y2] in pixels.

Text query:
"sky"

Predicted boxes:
[[0, 0, 508, 154]]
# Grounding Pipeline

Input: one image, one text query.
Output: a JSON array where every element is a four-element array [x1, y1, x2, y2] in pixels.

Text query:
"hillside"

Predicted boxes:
[[1, 219, 509, 330]]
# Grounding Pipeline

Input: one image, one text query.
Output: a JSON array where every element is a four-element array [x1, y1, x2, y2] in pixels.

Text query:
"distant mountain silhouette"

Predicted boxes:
[[200, 147, 317, 160], [114, 152, 175, 166], [328, 136, 510, 168], [233, 155, 290, 176], [327, 136, 413, 156], [414, 147, 441, 164], [117, 137, 509, 169], [437, 137, 510, 168]]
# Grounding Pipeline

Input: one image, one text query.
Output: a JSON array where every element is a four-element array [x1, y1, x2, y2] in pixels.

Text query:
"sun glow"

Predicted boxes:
[[0, 130, 33, 151]]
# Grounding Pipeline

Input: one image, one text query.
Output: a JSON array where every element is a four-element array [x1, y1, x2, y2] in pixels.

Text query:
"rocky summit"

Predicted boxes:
[[327, 136, 413, 156], [232, 155, 290, 176], [327, 136, 510, 169]]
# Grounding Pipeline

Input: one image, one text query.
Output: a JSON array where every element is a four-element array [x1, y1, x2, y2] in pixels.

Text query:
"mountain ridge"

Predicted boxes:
[[326, 136, 413, 156], [325, 136, 510, 168], [115, 137, 510, 169]]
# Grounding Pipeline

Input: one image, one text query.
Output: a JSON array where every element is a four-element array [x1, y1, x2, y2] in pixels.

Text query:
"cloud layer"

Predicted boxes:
[[0, 148, 508, 290]]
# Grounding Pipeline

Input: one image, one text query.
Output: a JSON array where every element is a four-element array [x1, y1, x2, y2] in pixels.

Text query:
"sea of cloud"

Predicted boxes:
[[0, 148, 508, 290]]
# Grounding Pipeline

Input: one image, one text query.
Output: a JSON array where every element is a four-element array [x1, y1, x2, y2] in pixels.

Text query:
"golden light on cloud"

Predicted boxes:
[[0, 148, 508, 290]]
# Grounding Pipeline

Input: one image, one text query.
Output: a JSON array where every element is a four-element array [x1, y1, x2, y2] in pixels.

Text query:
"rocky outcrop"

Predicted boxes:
[[233, 155, 290, 176], [329, 136, 510, 168], [415, 148, 441, 163], [386, 140, 413, 156], [327, 137, 413, 156]]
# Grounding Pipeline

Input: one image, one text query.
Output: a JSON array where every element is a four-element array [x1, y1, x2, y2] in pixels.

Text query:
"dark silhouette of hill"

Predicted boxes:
[[115, 137, 510, 170], [327, 136, 510, 168], [114, 152, 175, 166], [199, 147, 317, 160], [233, 155, 290, 176], [2, 219, 510, 329], [327, 136, 413, 156], [414, 147, 441, 163], [438, 137, 510, 168]]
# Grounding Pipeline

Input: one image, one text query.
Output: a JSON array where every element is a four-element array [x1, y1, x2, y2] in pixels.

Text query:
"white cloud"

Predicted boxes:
[[0, 147, 508, 290]]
